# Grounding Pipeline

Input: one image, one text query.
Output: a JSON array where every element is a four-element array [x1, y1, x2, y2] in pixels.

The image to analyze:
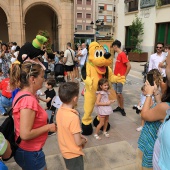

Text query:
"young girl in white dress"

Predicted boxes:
[[94, 78, 115, 140]]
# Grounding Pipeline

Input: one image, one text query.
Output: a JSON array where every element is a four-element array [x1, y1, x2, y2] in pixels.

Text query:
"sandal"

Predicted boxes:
[[103, 132, 109, 138], [94, 134, 101, 140]]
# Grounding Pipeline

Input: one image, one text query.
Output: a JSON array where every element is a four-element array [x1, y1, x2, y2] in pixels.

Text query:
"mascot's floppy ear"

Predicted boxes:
[[17, 35, 47, 70], [32, 35, 47, 49]]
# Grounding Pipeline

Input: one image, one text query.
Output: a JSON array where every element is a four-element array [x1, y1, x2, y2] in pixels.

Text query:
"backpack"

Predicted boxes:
[[0, 94, 30, 161]]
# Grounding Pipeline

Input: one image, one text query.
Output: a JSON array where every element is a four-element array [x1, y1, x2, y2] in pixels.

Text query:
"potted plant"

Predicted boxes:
[[128, 15, 148, 62]]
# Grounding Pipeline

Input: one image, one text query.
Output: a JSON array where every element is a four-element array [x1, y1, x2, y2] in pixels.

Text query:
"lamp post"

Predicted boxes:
[[90, 20, 104, 41]]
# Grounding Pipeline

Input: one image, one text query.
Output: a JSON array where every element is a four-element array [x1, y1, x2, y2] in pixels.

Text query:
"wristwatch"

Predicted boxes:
[[146, 94, 152, 97]]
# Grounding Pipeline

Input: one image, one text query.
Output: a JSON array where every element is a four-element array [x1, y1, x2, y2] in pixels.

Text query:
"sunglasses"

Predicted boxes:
[[156, 46, 162, 49]]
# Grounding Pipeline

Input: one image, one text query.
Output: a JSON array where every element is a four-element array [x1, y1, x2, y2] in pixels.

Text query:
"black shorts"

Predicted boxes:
[[64, 155, 84, 170], [65, 65, 74, 72]]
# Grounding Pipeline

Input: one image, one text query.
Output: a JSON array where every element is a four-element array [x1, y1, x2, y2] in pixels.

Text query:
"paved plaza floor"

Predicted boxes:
[[2, 61, 146, 170]]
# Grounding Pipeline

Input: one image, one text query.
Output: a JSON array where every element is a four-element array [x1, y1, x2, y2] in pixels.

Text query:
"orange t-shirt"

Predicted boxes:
[[56, 107, 84, 159]]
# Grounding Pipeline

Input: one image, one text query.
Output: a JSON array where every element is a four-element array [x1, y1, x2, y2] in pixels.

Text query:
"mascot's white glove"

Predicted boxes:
[[111, 74, 126, 84], [83, 76, 94, 90]]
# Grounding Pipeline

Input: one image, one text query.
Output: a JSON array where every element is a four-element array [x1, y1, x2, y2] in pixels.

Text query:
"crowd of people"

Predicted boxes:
[[0, 37, 170, 170]]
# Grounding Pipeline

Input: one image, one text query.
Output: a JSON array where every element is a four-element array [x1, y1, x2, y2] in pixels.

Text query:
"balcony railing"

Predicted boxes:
[[162, 0, 170, 5]]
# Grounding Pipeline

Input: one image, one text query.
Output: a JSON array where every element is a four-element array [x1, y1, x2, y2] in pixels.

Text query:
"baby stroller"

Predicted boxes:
[[54, 63, 65, 85]]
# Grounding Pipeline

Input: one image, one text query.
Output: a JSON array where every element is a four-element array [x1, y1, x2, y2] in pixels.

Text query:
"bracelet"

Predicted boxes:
[[146, 94, 152, 97]]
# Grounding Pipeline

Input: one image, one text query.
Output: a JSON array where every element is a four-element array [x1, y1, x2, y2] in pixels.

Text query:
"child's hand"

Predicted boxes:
[[48, 123, 57, 132], [81, 136, 87, 148], [110, 100, 116, 104]]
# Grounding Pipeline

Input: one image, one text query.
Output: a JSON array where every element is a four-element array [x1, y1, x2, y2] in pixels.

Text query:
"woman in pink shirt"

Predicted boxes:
[[10, 61, 57, 170]]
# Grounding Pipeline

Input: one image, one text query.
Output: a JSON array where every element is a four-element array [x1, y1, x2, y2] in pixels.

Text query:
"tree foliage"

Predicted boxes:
[[129, 15, 144, 53]]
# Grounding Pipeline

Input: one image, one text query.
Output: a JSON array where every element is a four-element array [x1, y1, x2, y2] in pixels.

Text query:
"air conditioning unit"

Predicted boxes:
[[99, 9, 103, 13]]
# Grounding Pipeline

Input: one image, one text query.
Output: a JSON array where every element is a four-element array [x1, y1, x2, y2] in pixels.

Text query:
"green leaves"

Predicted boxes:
[[129, 15, 144, 52]]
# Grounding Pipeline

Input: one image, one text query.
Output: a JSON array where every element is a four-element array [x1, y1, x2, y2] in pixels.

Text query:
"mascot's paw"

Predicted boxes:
[[82, 123, 93, 136], [83, 76, 94, 90], [93, 116, 110, 131]]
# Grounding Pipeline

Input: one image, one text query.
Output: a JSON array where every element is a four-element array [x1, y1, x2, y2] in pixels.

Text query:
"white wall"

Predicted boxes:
[[116, 0, 170, 58]]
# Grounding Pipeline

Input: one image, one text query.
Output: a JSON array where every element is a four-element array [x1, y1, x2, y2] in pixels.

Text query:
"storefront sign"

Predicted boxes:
[[140, 0, 156, 9]]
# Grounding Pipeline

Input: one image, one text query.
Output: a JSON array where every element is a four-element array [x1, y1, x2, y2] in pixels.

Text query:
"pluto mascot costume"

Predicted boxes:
[[81, 42, 125, 135]]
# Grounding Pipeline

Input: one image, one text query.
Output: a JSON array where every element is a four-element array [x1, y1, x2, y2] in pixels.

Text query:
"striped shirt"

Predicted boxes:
[[138, 121, 162, 168]]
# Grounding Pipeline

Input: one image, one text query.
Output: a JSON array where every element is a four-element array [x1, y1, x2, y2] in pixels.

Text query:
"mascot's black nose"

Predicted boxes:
[[104, 52, 111, 59]]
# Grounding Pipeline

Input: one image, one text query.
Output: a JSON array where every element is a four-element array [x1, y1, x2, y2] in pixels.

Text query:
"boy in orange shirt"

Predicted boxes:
[[56, 82, 87, 170]]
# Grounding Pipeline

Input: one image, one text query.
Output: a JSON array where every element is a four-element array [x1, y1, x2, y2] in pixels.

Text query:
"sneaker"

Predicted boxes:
[[113, 106, 121, 112], [120, 109, 126, 116], [136, 126, 143, 132], [132, 105, 137, 109], [48, 132, 56, 136]]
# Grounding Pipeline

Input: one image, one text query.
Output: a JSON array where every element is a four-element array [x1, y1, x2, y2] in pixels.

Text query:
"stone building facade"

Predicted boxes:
[[0, 0, 74, 51]]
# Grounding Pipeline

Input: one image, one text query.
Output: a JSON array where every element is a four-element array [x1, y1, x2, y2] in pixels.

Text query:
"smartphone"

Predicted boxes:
[[147, 73, 154, 86]]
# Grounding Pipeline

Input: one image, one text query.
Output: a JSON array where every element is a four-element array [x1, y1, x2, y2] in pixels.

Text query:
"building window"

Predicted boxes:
[[107, 5, 112, 11], [98, 4, 104, 11], [86, 0, 91, 5], [86, 26, 91, 30], [77, 0, 82, 4], [100, 26, 111, 32], [162, 0, 170, 5], [98, 15, 104, 22], [113, 6, 116, 12], [77, 25, 82, 30], [129, 0, 138, 12], [77, 13, 82, 18], [86, 13, 91, 18], [113, 16, 115, 23], [156, 22, 170, 46], [106, 16, 112, 23]]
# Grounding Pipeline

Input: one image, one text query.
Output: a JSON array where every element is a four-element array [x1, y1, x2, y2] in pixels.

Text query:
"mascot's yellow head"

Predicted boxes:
[[88, 42, 112, 74]]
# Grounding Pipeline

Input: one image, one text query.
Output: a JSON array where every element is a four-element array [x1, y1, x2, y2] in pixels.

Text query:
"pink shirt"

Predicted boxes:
[[13, 91, 48, 151]]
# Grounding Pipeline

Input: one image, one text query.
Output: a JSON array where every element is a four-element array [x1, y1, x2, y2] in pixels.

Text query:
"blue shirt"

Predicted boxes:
[[158, 108, 170, 170]]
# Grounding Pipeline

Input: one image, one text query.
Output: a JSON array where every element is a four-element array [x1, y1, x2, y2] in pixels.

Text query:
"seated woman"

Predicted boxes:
[[10, 61, 57, 170]]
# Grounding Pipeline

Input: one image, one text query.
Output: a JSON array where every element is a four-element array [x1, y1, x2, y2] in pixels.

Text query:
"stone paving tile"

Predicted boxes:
[[6, 162, 22, 170], [96, 141, 136, 169], [46, 154, 67, 170], [84, 147, 111, 170], [112, 163, 136, 170]]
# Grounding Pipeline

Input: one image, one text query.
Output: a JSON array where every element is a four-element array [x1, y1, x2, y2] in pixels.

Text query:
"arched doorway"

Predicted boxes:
[[0, 7, 9, 43], [25, 5, 58, 51]]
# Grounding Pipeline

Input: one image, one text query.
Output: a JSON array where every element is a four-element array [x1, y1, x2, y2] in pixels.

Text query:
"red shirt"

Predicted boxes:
[[0, 78, 12, 98], [114, 52, 129, 76], [13, 91, 48, 151]]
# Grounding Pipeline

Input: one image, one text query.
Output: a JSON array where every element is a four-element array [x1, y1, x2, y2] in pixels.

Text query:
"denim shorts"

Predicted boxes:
[[14, 147, 46, 170], [113, 83, 123, 94]]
